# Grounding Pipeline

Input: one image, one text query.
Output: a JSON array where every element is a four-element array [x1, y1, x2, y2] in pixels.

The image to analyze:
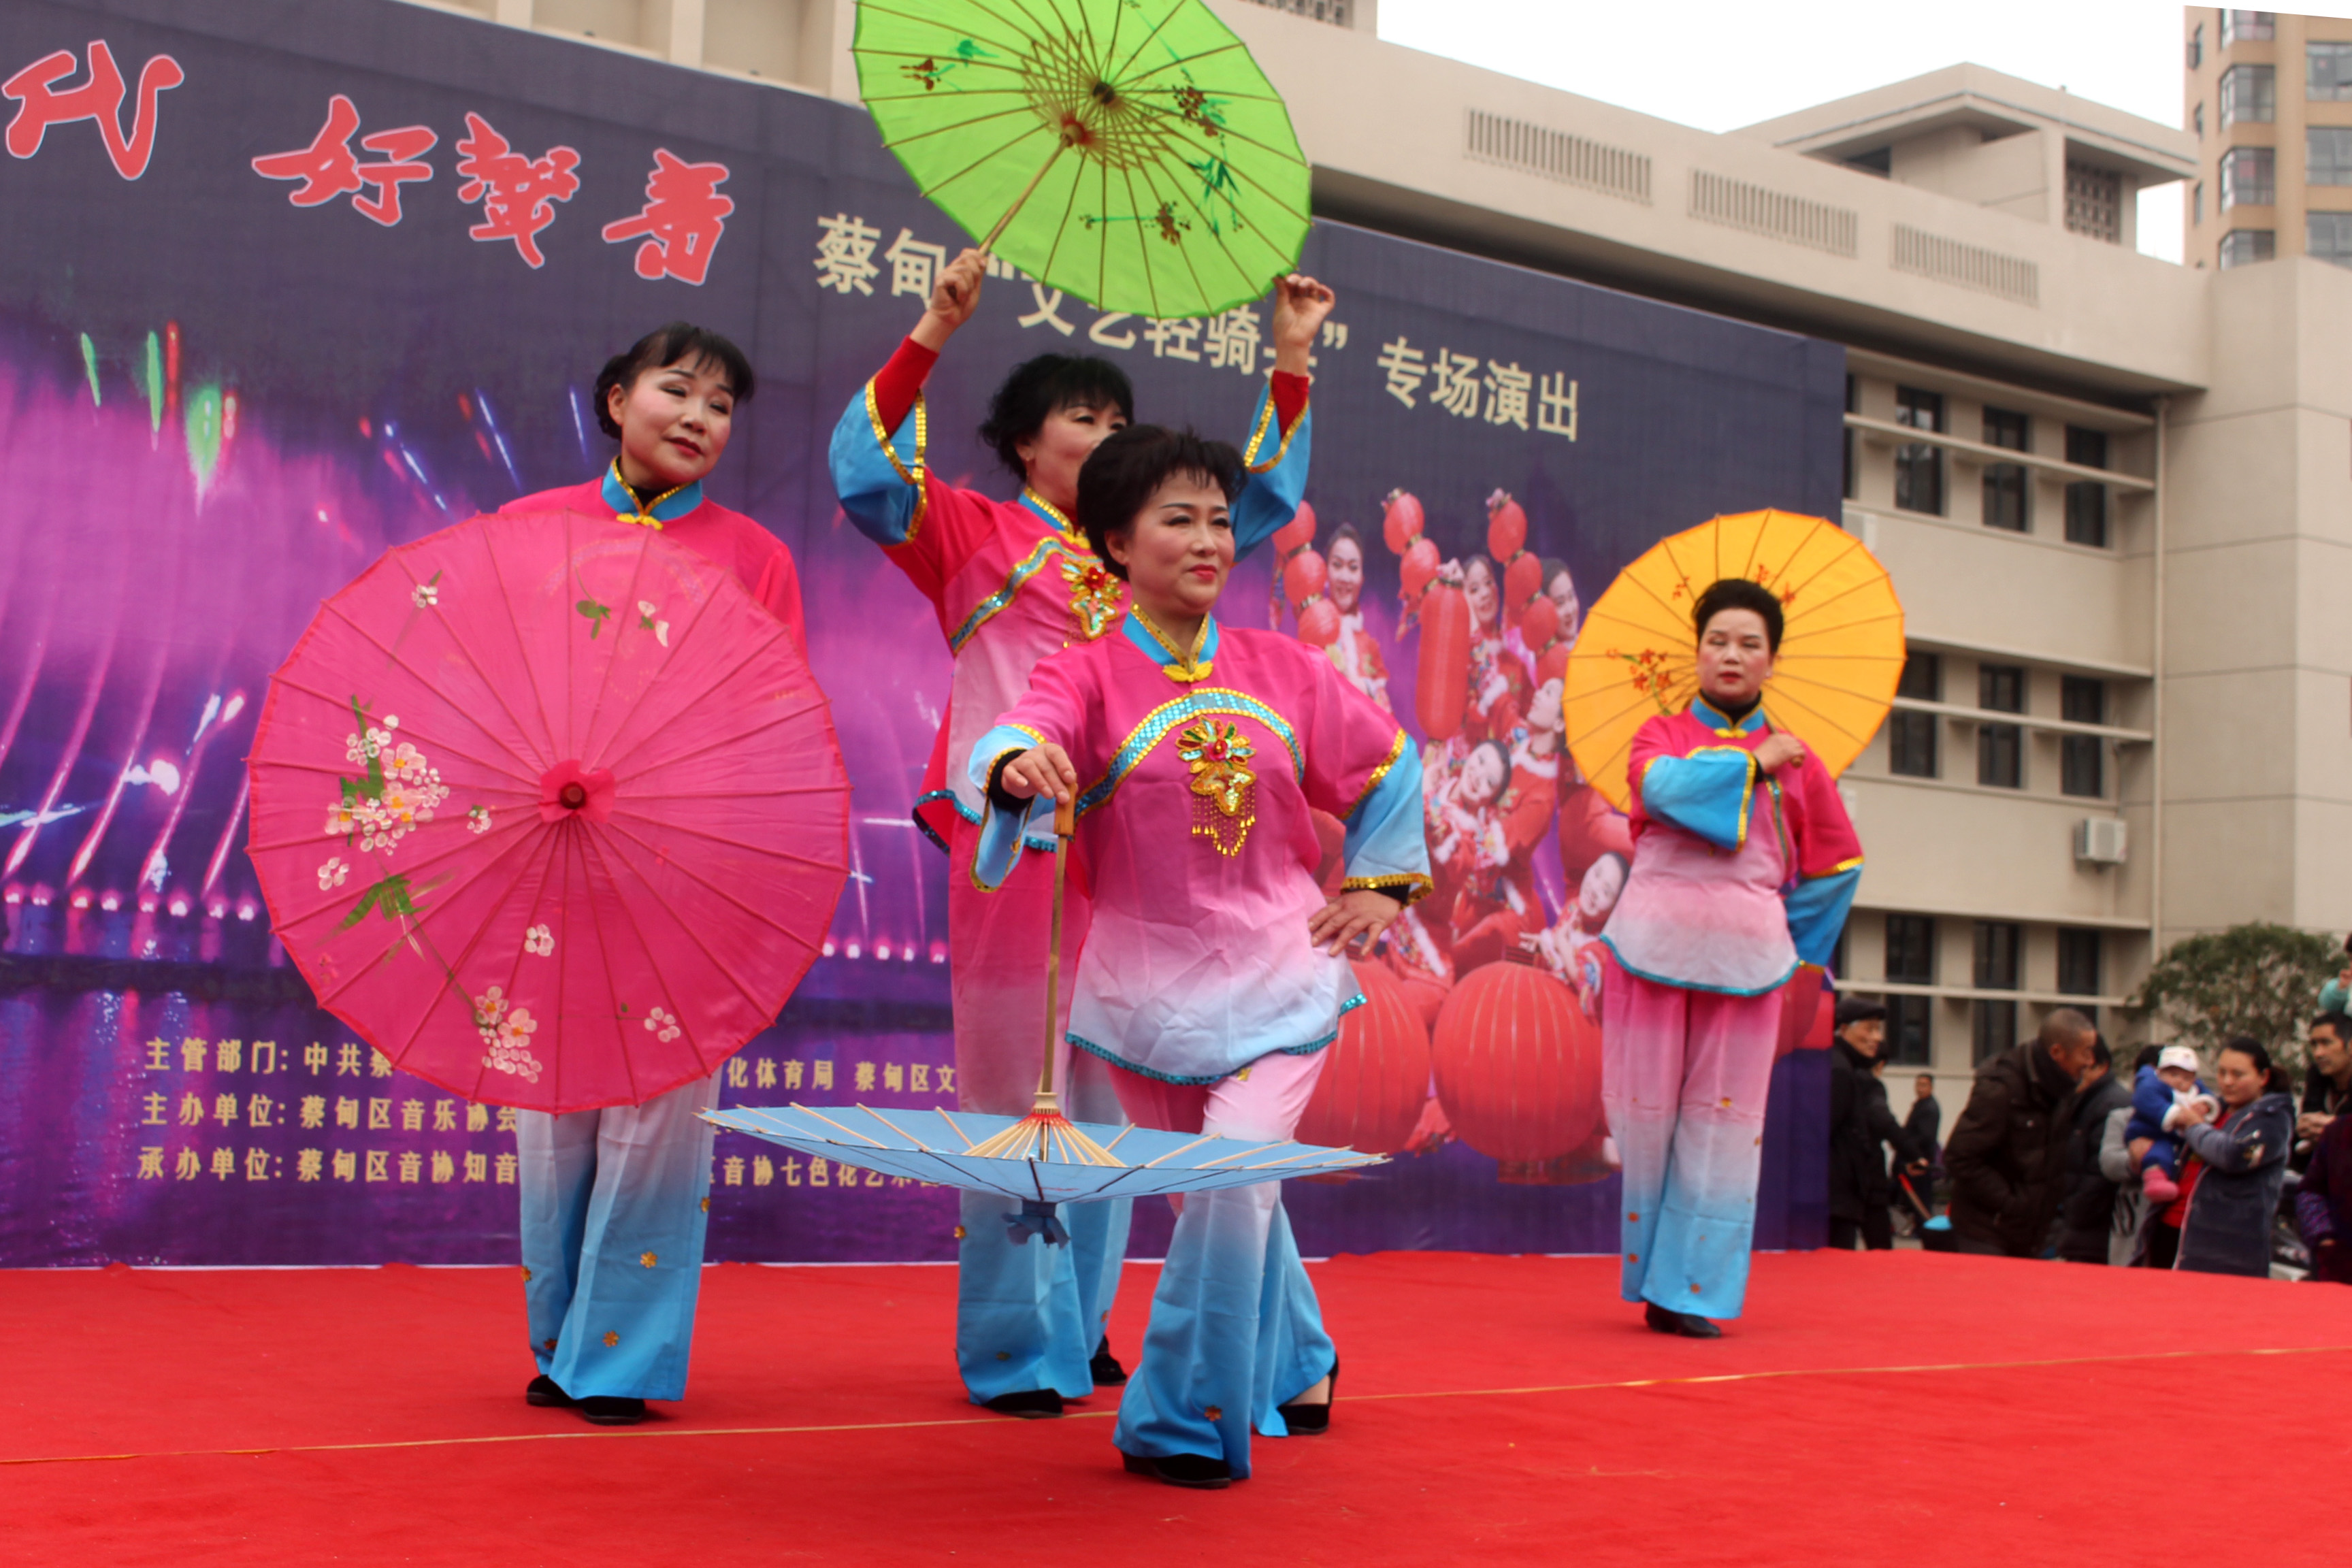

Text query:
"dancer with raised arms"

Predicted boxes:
[[1598, 578, 1862, 1339], [972, 425, 1430, 1488], [829, 248, 1330, 1417]]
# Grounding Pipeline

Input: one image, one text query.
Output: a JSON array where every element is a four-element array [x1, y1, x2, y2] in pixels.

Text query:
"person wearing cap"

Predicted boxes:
[[1827, 996, 1923, 1250], [2124, 1044, 2221, 1205]]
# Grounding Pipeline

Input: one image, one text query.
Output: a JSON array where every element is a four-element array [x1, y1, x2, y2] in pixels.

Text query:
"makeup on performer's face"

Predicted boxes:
[[611, 356, 734, 491], [1112, 474, 1232, 623], [1695, 608, 1773, 706]]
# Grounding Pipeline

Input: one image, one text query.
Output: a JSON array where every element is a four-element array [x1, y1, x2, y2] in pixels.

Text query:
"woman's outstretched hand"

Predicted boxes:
[[1271, 273, 1337, 376], [998, 743, 1077, 805], [1307, 887, 1400, 957], [912, 248, 987, 350]]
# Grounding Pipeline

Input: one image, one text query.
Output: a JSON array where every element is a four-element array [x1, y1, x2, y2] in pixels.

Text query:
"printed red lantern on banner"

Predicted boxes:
[[1415, 580, 1471, 740], [1519, 594, 1559, 655], [1774, 964, 1829, 1060], [1382, 489, 1424, 555], [1399, 536, 1439, 598], [1271, 500, 1317, 559], [1485, 490, 1528, 562], [1294, 959, 1432, 1156], [1505, 549, 1544, 615], [1282, 548, 1328, 610], [1429, 950, 1603, 1175], [1296, 597, 1341, 649]]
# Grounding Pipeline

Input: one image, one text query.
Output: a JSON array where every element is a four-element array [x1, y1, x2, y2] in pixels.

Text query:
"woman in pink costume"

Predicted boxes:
[[975, 426, 1429, 1488], [1598, 578, 1861, 1338], [495, 322, 804, 1425], [829, 248, 1330, 1417]]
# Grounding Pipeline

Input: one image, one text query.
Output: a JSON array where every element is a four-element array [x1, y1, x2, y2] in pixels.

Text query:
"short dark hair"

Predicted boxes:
[[2133, 1043, 2163, 1073], [2316, 1011, 2352, 1041], [1691, 578, 1784, 652], [2090, 1034, 2113, 1070], [979, 354, 1134, 483], [594, 322, 753, 439], [1328, 521, 1365, 557], [1075, 425, 1241, 580]]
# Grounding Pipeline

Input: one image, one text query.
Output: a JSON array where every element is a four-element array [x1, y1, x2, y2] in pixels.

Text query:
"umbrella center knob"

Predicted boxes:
[[1090, 80, 1116, 106], [559, 782, 587, 811]]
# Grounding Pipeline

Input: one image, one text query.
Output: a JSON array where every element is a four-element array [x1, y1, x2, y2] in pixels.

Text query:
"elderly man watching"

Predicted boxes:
[[1942, 1009, 2099, 1258]]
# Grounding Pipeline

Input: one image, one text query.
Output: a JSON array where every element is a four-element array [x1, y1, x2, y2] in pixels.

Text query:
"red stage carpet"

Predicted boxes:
[[4, 1250, 2344, 1566]]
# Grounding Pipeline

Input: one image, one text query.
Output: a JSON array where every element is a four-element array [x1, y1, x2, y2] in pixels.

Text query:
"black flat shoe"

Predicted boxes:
[[983, 1388, 1064, 1419], [1275, 1353, 1339, 1435], [1644, 1302, 1722, 1339], [1122, 1450, 1232, 1489], [1090, 1337, 1129, 1388], [525, 1374, 576, 1408], [578, 1396, 647, 1424]]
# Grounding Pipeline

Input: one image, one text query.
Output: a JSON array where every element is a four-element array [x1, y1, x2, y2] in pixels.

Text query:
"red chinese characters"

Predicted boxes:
[[3, 39, 183, 180], [454, 112, 581, 270], [600, 148, 733, 286], [250, 95, 436, 227]]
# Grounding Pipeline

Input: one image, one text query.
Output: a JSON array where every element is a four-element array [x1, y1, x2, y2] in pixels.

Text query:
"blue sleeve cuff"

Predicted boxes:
[[965, 723, 1055, 892], [1639, 749, 1758, 851], [1340, 735, 1431, 904], [1782, 865, 1860, 970], [826, 383, 925, 547], [1230, 385, 1310, 560]]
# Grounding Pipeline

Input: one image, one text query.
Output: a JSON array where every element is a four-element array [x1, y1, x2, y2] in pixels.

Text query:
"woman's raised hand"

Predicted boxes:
[[913, 248, 988, 349], [1271, 273, 1337, 376], [998, 743, 1078, 806]]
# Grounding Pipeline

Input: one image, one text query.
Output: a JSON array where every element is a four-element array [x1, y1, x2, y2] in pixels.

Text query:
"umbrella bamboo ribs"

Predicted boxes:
[[963, 792, 1126, 1169]]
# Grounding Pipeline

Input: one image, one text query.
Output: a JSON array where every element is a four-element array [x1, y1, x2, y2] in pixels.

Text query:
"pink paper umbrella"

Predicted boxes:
[[247, 510, 850, 1113]]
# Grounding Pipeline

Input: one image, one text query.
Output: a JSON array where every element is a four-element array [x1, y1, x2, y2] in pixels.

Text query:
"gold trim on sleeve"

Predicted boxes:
[[1345, 730, 1409, 818], [1240, 379, 1309, 475], [1343, 872, 1432, 907]]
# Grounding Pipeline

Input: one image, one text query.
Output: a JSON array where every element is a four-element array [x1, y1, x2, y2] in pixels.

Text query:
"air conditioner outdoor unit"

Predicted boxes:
[[2075, 817, 2127, 865]]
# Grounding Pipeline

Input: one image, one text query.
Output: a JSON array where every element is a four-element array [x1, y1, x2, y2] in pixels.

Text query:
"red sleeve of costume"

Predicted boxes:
[[752, 545, 809, 657], [870, 337, 940, 435], [1621, 714, 1682, 836], [1791, 753, 1863, 877], [1271, 370, 1308, 436]]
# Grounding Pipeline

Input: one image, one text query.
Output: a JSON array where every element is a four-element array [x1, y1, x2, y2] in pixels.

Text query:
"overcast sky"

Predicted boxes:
[[1376, 1, 2352, 263]]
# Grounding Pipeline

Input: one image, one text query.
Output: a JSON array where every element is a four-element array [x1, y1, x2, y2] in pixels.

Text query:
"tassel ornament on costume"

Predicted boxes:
[[1179, 719, 1256, 855]]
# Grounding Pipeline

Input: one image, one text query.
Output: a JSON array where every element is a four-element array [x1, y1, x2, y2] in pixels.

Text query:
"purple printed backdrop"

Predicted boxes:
[[0, 0, 1842, 1265]]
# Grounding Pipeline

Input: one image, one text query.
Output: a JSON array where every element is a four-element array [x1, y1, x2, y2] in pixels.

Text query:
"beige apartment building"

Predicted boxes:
[[404, 0, 2352, 1102], [2185, 7, 2352, 270]]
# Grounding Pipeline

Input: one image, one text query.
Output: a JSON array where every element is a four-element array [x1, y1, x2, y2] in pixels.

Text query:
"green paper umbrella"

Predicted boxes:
[[854, 0, 1311, 321]]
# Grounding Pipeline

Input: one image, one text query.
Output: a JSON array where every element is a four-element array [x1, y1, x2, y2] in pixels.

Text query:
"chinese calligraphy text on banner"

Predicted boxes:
[[0, 0, 1841, 1266]]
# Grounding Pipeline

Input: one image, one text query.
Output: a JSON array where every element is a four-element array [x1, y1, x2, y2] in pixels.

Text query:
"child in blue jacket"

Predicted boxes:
[[2127, 1044, 2220, 1204]]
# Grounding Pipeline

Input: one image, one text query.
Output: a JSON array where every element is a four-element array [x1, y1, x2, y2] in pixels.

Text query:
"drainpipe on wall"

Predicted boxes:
[[2150, 395, 2168, 968]]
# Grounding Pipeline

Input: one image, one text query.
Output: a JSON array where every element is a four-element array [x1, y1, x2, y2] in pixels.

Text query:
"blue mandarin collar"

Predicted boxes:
[[1691, 695, 1768, 734], [1123, 610, 1220, 669], [601, 463, 705, 525]]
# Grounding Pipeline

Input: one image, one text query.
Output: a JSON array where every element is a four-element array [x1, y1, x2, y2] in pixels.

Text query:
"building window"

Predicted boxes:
[[2219, 229, 2276, 268], [2193, 181, 2203, 225], [2061, 676, 2106, 798], [2193, 103, 2205, 144], [2220, 146, 2276, 209], [2065, 425, 2110, 548], [1885, 913, 1936, 985], [1975, 920, 2021, 990], [2313, 41, 2352, 101], [1973, 1000, 2019, 1065], [1894, 386, 1944, 516], [2189, 24, 2204, 71], [2219, 63, 2276, 127], [2057, 927, 2103, 999], [1982, 407, 2030, 532], [2220, 10, 2274, 48], [2064, 162, 2123, 243], [1889, 651, 1941, 778], [1978, 664, 2024, 789], [1886, 996, 1932, 1066], [2312, 212, 2352, 267], [2310, 129, 2352, 187], [1842, 373, 1857, 501]]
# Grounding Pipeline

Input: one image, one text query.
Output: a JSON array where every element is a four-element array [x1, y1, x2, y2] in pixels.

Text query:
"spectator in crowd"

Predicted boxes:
[[1901, 1073, 1942, 1216], [2056, 1035, 2131, 1264], [2100, 1045, 2164, 1267], [2294, 1011, 2352, 1173], [1827, 998, 1923, 1250], [2170, 1037, 2295, 1277], [1943, 1009, 2098, 1257], [2295, 1111, 2352, 1284]]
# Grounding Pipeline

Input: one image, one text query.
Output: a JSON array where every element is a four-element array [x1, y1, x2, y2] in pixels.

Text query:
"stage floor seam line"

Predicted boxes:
[[12, 1342, 2347, 1471]]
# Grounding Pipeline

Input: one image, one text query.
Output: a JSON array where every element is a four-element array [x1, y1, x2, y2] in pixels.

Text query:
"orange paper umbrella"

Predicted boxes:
[[1564, 509, 1903, 813]]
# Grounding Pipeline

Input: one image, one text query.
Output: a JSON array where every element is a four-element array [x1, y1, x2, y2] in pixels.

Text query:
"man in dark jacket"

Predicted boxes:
[[1828, 997, 1921, 1249], [2055, 1036, 2130, 1262], [1944, 1009, 2099, 1256]]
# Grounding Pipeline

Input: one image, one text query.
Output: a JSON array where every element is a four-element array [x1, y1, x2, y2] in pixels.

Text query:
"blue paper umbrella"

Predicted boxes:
[[704, 1102, 1385, 1243]]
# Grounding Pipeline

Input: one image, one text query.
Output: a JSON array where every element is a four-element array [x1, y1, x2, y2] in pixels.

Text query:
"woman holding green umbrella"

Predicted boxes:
[[829, 249, 1328, 1418]]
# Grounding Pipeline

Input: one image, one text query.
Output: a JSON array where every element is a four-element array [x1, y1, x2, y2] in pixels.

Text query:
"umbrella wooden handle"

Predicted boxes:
[[1034, 795, 1077, 1104], [980, 144, 1064, 257]]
